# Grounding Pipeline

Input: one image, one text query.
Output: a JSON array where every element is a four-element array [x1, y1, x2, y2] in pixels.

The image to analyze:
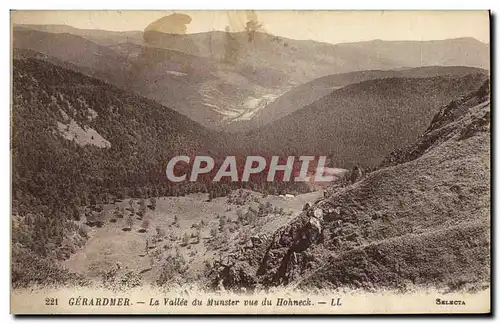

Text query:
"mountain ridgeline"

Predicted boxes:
[[13, 25, 489, 129], [227, 66, 488, 131], [10, 23, 490, 290], [242, 73, 488, 168], [211, 80, 491, 292]]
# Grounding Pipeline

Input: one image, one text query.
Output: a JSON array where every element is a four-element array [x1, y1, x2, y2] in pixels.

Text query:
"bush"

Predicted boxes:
[[149, 197, 156, 210], [12, 247, 89, 288], [156, 254, 188, 286], [180, 233, 190, 247], [141, 219, 150, 232], [101, 269, 142, 290]]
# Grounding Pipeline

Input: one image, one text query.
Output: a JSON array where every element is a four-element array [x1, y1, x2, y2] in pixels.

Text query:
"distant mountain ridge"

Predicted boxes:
[[11, 22, 491, 293], [242, 73, 489, 168], [12, 24, 490, 129], [212, 79, 491, 292], [225, 65, 488, 131], [15, 24, 490, 70]]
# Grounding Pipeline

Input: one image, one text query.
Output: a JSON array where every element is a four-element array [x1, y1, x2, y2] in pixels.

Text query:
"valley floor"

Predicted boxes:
[[63, 190, 323, 285]]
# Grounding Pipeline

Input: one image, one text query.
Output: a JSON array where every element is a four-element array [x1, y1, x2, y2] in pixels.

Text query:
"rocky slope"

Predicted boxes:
[[212, 80, 491, 292]]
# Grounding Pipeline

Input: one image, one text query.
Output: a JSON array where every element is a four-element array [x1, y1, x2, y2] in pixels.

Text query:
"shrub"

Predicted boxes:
[[141, 219, 150, 232], [156, 254, 188, 286], [126, 215, 134, 229]]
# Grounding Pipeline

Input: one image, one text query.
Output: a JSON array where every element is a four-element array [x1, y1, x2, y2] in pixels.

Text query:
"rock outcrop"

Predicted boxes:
[[213, 79, 490, 292]]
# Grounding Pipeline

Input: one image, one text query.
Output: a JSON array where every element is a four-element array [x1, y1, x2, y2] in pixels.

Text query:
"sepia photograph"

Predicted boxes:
[[9, 9, 491, 314]]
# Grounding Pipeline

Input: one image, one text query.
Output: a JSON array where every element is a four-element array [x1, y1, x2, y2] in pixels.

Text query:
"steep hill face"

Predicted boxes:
[[226, 66, 488, 131], [213, 80, 490, 292], [122, 44, 289, 127], [244, 73, 489, 168], [11, 56, 217, 210], [11, 56, 228, 286]]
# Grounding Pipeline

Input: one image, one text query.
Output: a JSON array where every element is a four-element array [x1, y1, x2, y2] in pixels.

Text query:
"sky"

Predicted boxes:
[[11, 10, 490, 44]]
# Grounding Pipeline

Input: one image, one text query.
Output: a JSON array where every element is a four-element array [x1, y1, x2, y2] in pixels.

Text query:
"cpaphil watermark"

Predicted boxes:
[[166, 156, 337, 182]]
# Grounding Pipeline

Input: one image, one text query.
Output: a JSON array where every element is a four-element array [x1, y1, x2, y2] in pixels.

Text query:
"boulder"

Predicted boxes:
[[313, 208, 324, 221]]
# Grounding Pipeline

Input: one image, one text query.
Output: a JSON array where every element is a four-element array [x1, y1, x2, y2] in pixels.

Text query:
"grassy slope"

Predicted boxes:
[[62, 191, 323, 284], [299, 99, 490, 291], [218, 81, 490, 292]]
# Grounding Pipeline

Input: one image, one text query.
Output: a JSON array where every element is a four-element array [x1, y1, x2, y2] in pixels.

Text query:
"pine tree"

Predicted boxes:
[[141, 219, 150, 232], [149, 197, 156, 210], [126, 215, 134, 230], [181, 233, 189, 246]]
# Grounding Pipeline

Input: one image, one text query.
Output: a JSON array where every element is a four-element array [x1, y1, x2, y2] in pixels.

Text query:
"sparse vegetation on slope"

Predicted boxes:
[[213, 80, 490, 293], [10, 57, 219, 287]]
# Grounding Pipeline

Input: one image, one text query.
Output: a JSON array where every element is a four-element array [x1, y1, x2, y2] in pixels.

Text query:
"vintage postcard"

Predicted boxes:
[[10, 10, 490, 314]]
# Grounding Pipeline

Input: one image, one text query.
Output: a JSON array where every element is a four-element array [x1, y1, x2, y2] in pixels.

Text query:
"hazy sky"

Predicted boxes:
[[11, 10, 490, 44]]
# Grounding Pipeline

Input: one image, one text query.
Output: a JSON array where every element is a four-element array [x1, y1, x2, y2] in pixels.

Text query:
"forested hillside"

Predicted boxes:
[[10, 56, 225, 286], [10, 49, 490, 290], [228, 66, 488, 131], [10, 57, 307, 287], [211, 80, 491, 292], [12, 56, 221, 211], [244, 73, 489, 168]]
